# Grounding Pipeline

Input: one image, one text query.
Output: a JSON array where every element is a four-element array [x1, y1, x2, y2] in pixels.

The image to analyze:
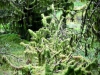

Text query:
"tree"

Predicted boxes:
[[0, 0, 74, 39], [81, 0, 100, 58]]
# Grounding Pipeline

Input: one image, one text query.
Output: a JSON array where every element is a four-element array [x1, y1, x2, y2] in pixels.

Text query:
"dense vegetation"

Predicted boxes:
[[0, 0, 100, 75]]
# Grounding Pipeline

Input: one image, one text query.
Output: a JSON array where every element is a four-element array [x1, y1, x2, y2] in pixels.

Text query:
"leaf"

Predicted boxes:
[[56, 10, 63, 20]]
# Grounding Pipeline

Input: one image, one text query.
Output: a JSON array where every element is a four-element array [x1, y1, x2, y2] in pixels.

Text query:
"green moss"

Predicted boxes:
[[0, 34, 26, 55]]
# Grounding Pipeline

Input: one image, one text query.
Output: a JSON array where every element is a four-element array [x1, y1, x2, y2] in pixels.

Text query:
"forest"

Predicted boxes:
[[0, 0, 100, 75]]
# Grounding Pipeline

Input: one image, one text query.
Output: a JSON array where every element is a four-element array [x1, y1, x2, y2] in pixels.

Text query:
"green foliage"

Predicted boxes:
[[22, 64, 33, 75], [0, 34, 25, 56], [45, 63, 53, 75], [0, 1, 99, 75], [80, 0, 100, 61], [81, 0, 100, 39], [0, 33, 21, 43], [0, 0, 74, 39], [18, 3, 99, 75]]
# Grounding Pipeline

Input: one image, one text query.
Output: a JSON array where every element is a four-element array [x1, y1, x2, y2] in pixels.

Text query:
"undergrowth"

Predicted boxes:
[[0, 3, 100, 75]]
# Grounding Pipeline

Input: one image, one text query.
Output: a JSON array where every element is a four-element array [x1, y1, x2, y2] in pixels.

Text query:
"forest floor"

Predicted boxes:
[[0, 34, 26, 75]]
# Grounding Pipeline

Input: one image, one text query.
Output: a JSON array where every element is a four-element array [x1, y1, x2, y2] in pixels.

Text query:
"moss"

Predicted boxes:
[[45, 63, 53, 75], [0, 34, 26, 55], [22, 64, 33, 75], [0, 33, 22, 43]]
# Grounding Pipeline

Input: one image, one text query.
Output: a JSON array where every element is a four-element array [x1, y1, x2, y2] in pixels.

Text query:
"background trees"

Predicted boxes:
[[0, 0, 74, 39]]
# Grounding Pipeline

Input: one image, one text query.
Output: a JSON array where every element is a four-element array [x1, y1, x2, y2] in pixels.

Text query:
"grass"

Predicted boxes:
[[0, 33, 28, 55], [0, 33, 28, 75]]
